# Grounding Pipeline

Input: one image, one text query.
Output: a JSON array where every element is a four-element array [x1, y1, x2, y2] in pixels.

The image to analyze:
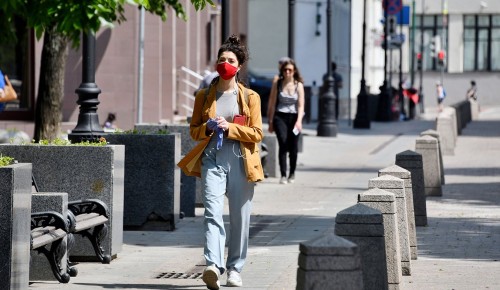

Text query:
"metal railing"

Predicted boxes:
[[176, 66, 203, 118]]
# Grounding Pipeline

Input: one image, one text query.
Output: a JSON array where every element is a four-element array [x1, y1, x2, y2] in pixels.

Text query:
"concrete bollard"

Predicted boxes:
[[415, 135, 442, 196], [335, 203, 388, 290], [435, 108, 456, 155], [358, 188, 402, 290], [469, 99, 479, 120], [262, 134, 279, 178], [297, 233, 363, 290], [378, 165, 419, 259], [368, 175, 411, 275], [420, 129, 445, 185], [395, 151, 428, 228]]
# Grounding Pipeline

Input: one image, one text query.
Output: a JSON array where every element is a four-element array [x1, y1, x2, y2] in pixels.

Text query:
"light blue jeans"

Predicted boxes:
[[201, 137, 254, 274]]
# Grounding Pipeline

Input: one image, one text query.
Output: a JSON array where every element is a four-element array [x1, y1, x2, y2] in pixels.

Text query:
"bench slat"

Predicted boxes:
[[31, 226, 57, 239], [74, 215, 108, 232], [32, 229, 67, 249], [75, 212, 101, 222]]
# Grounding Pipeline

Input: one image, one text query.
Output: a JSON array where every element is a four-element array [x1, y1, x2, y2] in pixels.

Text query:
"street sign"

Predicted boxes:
[[383, 0, 403, 15]]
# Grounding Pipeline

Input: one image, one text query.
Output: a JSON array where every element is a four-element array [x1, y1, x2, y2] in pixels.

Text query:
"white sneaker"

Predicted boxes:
[[279, 177, 288, 184], [202, 265, 220, 290], [288, 174, 295, 184], [226, 269, 243, 287]]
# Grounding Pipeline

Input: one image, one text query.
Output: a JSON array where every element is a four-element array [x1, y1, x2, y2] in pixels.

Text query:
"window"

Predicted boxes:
[[0, 16, 35, 120], [464, 15, 500, 71], [414, 15, 448, 71]]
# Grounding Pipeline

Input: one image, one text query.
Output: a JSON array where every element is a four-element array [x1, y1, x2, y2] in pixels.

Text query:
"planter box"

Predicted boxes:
[[105, 133, 181, 230], [0, 145, 124, 261], [0, 163, 32, 290], [135, 123, 199, 216]]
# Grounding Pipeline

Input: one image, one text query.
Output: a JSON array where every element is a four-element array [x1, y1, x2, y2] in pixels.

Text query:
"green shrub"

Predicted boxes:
[[0, 155, 15, 167], [27, 137, 108, 146]]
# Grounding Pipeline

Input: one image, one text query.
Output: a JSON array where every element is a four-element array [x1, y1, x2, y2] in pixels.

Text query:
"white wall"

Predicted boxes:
[[247, 0, 288, 76], [295, 0, 328, 87]]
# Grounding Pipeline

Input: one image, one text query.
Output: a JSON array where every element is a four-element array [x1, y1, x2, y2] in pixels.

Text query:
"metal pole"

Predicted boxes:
[[410, 0, 416, 86], [317, 0, 337, 137], [137, 7, 145, 124], [353, 0, 370, 129], [419, 0, 425, 113], [288, 0, 295, 59], [376, 10, 393, 122], [399, 9, 405, 120], [221, 0, 230, 42], [441, 0, 446, 85], [68, 32, 105, 143]]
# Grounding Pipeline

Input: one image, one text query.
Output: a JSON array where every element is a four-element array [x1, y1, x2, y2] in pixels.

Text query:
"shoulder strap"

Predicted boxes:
[[244, 86, 249, 105], [203, 84, 211, 107]]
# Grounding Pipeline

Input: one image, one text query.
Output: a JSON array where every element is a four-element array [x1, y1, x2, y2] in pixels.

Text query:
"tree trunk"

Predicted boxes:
[[33, 25, 69, 142]]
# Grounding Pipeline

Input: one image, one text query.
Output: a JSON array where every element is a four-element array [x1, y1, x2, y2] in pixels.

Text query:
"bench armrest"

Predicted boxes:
[[31, 211, 69, 233], [68, 199, 110, 218]]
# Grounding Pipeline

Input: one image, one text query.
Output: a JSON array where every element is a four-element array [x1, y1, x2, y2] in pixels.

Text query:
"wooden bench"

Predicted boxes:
[[67, 199, 111, 264], [31, 211, 71, 283], [32, 175, 111, 277]]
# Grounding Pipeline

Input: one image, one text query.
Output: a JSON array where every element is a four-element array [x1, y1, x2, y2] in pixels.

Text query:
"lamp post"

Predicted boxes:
[[353, 0, 370, 129], [68, 32, 105, 143], [317, 0, 337, 137], [288, 0, 295, 59], [418, 0, 425, 113], [398, 8, 405, 120], [375, 13, 393, 122]]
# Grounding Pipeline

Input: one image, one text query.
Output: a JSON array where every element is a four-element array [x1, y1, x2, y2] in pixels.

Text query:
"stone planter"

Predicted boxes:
[[105, 133, 181, 230], [0, 163, 32, 290], [135, 123, 199, 216], [0, 145, 124, 261]]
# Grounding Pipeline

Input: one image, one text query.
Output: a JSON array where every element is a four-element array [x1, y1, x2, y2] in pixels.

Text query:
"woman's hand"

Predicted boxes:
[[294, 121, 302, 132], [268, 121, 274, 133], [0, 88, 4, 98], [216, 116, 229, 131]]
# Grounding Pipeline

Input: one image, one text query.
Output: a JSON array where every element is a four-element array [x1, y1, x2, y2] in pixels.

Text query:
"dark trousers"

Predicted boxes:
[[273, 112, 299, 178]]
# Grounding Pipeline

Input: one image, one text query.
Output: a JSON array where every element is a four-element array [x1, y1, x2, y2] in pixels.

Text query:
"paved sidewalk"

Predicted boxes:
[[29, 106, 500, 290]]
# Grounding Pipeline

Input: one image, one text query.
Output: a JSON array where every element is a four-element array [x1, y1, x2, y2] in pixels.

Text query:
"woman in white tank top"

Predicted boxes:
[[267, 59, 305, 184]]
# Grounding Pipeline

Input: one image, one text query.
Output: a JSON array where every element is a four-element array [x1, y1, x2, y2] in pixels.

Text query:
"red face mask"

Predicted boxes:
[[216, 62, 238, 80]]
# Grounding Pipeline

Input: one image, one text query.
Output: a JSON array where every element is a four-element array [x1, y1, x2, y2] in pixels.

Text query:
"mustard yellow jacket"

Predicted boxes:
[[177, 82, 265, 182]]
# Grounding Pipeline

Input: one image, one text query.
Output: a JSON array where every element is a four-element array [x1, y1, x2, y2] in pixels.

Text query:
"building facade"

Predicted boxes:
[[0, 3, 222, 135], [2, 0, 499, 137]]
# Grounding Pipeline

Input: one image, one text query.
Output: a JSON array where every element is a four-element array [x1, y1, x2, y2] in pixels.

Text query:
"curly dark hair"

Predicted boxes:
[[217, 34, 249, 66]]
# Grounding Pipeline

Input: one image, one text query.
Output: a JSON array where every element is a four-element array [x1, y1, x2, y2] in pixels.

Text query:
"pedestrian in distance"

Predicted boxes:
[[102, 112, 117, 131], [267, 58, 305, 185], [466, 80, 477, 101], [177, 34, 264, 290], [436, 81, 446, 112], [194, 62, 219, 96]]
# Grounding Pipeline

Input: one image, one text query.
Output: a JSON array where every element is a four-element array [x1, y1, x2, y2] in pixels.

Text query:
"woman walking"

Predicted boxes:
[[267, 58, 305, 184], [178, 35, 264, 289]]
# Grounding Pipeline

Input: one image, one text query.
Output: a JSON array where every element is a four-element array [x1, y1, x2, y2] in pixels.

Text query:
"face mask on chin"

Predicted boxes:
[[217, 62, 239, 80]]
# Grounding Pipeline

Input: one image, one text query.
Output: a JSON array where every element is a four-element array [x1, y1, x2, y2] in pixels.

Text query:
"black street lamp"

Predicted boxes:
[[353, 0, 371, 129], [418, 0, 425, 114], [221, 0, 230, 42], [317, 0, 337, 137], [376, 14, 394, 122], [68, 32, 105, 143], [288, 0, 295, 59]]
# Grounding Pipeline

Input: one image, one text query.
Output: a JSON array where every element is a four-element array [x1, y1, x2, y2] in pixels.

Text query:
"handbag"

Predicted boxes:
[[0, 75, 18, 103]]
